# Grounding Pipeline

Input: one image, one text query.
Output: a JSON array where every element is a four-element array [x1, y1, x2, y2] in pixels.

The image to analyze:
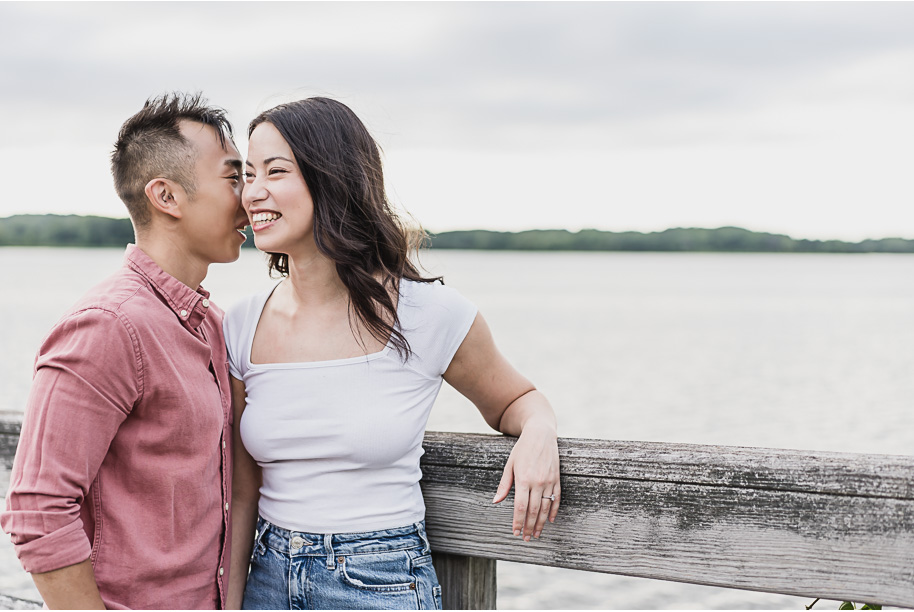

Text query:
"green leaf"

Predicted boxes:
[[860, 605, 881, 610], [839, 603, 856, 610]]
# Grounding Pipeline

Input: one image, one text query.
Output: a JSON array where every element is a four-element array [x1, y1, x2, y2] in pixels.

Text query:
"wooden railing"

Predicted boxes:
[[3, 420, 914, 609]]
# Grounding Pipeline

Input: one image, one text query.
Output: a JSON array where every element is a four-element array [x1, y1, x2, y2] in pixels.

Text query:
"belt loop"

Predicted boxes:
[[324, 533, 335, 569], [416, 522, 431, 555], [253, 518, 271, 555]]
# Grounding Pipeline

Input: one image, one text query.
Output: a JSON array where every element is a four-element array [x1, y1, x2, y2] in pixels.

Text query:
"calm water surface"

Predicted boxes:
[[2, 247, 912, 609]]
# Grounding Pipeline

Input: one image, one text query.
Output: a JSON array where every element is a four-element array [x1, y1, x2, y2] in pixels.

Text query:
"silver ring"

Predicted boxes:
[[543, 494, 556, 502]]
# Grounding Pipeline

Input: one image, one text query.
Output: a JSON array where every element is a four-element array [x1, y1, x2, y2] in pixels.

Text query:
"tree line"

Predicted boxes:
[[428, 227, 914, 253], [2, 214, 914, 253]]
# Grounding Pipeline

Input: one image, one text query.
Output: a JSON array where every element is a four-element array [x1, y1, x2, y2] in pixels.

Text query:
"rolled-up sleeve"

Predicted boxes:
[[1, 307, 141, 574]]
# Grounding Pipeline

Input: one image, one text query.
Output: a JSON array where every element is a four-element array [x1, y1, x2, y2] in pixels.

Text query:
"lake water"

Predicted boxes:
[[2, 247, 913, 609]]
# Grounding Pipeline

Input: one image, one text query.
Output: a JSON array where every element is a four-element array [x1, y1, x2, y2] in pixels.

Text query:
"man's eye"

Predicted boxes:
[[227, 174, 240, 181]]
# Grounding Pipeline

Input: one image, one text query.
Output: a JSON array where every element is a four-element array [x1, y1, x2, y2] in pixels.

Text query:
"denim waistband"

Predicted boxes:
[[255, 516, 432, 558]]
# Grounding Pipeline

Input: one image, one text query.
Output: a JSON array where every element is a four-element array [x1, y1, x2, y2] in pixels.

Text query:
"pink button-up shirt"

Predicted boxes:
[[2, 245, 233, 610]]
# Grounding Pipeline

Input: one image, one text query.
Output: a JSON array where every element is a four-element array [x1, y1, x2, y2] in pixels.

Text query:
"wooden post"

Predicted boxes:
[[431, 552, 496, 610]]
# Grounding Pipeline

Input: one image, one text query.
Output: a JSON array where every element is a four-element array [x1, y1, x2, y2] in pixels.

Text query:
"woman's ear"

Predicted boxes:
[[144, 178, 185, 220]]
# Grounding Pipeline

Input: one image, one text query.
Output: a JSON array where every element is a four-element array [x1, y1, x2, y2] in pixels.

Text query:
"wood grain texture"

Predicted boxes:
[[419, 432, 914, 608], [431, 552, 496, 610], [0, 595, 41, 611], [0, 419, 20, 470], [422, 432, 914, 499], [3, 422, 914, 608]]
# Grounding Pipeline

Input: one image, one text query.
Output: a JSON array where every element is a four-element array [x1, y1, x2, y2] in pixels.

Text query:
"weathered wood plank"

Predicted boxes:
[[0, 418, 20, 471], [422, 432, 914, 499], [419, 432, 914, 608], [0, 595, 41, 611], [431, 552, 496, 610], [4, 421, 914, 607]]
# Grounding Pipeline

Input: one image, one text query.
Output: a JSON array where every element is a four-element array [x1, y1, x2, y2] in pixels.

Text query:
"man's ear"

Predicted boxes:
[[144, 178, 185, 220]]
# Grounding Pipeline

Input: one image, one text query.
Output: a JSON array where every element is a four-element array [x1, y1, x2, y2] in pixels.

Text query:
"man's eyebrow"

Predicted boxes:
[[224, 159, 243, 171]]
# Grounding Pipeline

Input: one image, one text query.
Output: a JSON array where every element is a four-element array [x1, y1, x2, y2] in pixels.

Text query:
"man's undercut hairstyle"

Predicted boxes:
[[111, 92, 234, 227]]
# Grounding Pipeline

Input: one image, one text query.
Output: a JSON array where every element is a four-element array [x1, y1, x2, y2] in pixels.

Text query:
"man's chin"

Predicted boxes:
[[213, 244, 243, 265], [222, 250, 243, 264]]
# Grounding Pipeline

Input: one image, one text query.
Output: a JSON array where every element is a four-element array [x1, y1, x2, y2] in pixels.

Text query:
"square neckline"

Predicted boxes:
[[245, 280, 408, 371]]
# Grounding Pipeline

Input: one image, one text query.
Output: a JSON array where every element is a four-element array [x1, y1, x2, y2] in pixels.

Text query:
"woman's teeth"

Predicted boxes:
[[251, 212, 282, 227]]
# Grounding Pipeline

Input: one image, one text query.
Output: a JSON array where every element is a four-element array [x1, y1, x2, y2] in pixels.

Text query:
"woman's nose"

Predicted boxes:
[[242, 179, 266, 204]]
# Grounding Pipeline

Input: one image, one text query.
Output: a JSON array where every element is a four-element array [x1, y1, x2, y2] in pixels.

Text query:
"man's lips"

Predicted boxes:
[[234, 220, 249, 239]]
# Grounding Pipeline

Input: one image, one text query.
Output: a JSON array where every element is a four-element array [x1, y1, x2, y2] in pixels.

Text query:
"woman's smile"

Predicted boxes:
[[250, 210, 283, 231]]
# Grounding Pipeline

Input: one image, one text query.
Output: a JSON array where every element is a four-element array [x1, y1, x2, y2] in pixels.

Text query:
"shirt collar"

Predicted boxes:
[[123, 244, 212, 328]]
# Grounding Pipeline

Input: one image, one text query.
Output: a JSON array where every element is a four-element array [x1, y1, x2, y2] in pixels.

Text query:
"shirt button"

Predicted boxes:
[[202, 298, 210, 308], [219, 567, 224, 576], [180, 309, 188, 317], [225, 502, 229, 511], [222, 440, 226, 449], [290, 536, 305, 550]]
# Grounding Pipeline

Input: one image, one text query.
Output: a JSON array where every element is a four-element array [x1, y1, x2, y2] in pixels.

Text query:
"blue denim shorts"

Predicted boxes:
[[242, 516, 442, 610]]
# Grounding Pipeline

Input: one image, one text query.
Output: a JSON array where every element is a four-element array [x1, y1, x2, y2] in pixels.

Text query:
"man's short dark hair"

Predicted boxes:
[[111, 92, 234, 227]]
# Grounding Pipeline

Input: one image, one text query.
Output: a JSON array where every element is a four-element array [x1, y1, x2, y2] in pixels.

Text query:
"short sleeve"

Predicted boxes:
[[223, 302, 248, 380], [224, 286, 277, 380], [399, 281, 478, 378]]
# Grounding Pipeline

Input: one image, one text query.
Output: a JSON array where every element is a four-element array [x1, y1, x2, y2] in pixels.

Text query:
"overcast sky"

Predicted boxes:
[[2, 1, 913, 240]]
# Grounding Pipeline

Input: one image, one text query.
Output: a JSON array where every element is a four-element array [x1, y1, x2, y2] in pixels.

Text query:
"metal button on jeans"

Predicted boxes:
[[290, 536, 305, 550]]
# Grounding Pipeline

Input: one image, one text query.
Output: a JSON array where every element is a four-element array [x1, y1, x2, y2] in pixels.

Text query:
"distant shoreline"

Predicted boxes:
[[2, 214, 914, 254]]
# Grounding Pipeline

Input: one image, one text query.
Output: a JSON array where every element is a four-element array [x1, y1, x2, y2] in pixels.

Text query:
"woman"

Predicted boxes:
[[225, 97, 560, 610]]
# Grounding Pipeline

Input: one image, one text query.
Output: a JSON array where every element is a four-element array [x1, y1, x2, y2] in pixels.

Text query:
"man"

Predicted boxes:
[[1, 93, 248, 609]]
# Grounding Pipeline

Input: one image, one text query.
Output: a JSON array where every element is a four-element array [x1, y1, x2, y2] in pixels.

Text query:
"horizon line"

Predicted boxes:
[[2, 213, 913, 245]]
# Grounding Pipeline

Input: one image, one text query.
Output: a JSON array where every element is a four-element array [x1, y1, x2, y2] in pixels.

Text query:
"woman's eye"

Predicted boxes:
[[268, 168, 287, 175], [243, 172, 255, 180]]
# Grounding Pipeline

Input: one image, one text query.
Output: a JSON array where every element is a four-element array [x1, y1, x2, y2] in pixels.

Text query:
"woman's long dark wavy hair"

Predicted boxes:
[[248, 97, 441, 359]]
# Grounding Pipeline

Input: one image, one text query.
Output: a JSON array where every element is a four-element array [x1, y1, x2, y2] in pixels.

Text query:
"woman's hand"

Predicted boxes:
[[492, 418, 560, 540]]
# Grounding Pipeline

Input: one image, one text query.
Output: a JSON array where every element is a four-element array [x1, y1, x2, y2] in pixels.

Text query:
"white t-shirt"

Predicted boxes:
[[224, 278, 478, 534]]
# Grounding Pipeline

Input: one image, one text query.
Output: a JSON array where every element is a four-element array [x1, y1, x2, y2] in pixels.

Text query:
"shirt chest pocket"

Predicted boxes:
[[149, 358, 225, 426]]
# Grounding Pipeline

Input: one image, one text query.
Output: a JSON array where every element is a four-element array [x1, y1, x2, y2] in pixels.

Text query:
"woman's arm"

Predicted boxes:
[[443, 313, 560, 541], [226, 376, 262, 609]]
